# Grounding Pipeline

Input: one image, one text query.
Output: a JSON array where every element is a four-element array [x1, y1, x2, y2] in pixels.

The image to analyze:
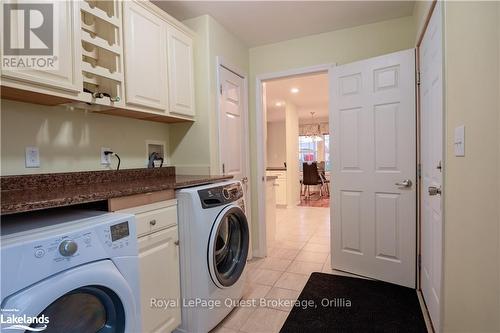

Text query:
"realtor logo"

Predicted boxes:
[[1, 308, 49, 331], [2, 2, 58, 69]]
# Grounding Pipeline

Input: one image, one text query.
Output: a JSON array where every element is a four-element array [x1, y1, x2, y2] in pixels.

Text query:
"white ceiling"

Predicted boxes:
[[153, 1, 415, 47], [265, 72, 329, 123]]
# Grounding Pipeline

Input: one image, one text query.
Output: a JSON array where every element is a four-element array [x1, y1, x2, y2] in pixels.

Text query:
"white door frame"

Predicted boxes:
[[215, 56, 252, 259], [254, 63, 335, 257]]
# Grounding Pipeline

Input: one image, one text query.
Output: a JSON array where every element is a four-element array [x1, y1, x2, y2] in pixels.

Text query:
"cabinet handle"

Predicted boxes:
[[149, 219, 157, 226], [174, 240, 179, 246]]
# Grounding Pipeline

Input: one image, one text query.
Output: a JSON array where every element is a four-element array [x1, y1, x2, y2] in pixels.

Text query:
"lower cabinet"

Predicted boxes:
[[265, 178, 277, 245], [267, 171, 287, 206], [117, 199, 181, 333], [138, 226, 181, 333], [275, 178, 287, 206]]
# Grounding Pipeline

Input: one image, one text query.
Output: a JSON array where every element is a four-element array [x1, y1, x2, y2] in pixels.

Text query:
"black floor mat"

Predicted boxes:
[[280, 273, 428, 333]]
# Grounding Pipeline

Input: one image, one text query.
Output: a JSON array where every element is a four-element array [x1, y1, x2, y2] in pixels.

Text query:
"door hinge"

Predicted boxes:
[[416, 71, 421, 86], [220, 84, 223, 95], [417, 163, 422, 179], [418, 254, 422, 269], [222, 163, 225, 174]]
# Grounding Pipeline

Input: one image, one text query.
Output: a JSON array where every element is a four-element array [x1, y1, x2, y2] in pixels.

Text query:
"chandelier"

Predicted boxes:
[[304, 112, 323, 142]]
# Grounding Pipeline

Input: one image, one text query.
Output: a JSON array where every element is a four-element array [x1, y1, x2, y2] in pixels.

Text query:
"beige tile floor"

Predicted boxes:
[[210, 205, 434, 333], [211, 205, 359, 333]]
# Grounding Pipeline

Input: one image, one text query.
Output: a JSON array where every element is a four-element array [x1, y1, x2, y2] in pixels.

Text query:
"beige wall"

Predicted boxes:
[[248, 15, 416, 249], [442, 2, 500, 331], [1, 100, 170, 175], [168, 16, 210, 175], [169, 15, 249, 175], [207, 15, 250, 172], [266, 121, 286, 169]]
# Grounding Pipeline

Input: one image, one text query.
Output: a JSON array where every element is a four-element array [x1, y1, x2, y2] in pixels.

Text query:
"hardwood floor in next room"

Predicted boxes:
[[212, 206, 357, 333]]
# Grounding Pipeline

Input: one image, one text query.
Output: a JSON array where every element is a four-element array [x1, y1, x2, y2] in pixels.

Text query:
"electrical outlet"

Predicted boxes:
[[101, 147, 111, 165], [25, 146, 40, 168]]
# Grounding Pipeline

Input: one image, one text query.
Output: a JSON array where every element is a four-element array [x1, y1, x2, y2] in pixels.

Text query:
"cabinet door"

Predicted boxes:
[[123, 1, 167, 111], [265, 180, 277, 243], [0, 0, 80, 93], [275, 178, 287, 206], [167, 26, 195, 117], [138, 226, 181, 333]]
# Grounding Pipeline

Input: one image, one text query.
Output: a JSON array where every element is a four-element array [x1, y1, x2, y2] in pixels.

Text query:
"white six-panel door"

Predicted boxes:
[[420, 2, 443, 330], [330, 49, 417, 288], [219, 66, 247, 183]]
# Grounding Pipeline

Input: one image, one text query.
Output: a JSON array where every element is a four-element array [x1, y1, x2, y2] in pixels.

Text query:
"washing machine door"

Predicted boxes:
[[1, 260, 138, 333], [208, 204, 249, 288]]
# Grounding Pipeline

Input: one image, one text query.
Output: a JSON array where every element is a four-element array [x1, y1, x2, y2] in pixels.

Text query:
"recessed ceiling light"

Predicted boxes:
[[290, 87, 299, 94], [275, 102, 283, 107]]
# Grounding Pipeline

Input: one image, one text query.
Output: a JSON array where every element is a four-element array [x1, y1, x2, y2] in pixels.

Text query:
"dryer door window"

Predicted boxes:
[[208, 205, 249, 288], [30, 286, 125, 333]]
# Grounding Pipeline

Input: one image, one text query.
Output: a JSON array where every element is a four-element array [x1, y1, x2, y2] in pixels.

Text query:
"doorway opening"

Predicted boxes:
[[255, 64, 335, 262], [263, 71, 332, 272], [265, 73, 331, 209]]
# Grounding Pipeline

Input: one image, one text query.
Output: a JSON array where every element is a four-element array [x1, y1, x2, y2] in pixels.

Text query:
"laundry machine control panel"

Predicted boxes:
[[0, 212, 137, 300], [27, 220, 134, 264], [198, 182, 244, 209]]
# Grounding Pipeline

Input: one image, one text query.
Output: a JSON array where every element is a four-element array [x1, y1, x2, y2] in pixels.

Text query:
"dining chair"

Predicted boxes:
[[302, 162, 328, 200]]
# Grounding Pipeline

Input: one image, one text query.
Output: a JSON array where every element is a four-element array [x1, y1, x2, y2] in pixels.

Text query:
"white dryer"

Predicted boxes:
[[176, 181, 249, 333], [0, 209, 141, 333]]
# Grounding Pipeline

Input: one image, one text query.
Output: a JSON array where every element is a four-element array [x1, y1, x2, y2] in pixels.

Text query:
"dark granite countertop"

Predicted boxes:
[[1, 168, 232, 215]]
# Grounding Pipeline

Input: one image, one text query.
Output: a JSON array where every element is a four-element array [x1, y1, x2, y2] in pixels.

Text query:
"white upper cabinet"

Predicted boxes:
[[167, 26, 195, 118], [123, 1, 168, 111], [122, 1, 195, 119], [0, 0, 80, 94], [1, 0, 195, 122]]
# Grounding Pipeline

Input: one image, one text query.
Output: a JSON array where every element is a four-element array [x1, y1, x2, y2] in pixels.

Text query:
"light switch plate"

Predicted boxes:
[[454, 125, 465, 157], [25, 146, 40, 168]]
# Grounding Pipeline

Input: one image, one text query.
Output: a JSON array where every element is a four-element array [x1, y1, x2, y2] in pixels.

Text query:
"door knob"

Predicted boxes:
[[395, 179, 412, 188], [428, 186, 441, 196], [241, 177, 248, 184]]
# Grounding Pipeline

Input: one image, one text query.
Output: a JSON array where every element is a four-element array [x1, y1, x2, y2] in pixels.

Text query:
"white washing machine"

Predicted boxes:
[[176, 181, 250, 333], [0, 209, 141, 333]]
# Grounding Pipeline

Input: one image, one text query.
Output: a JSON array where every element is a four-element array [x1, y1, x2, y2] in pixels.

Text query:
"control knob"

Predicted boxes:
[[59, 240, 78, 257]]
